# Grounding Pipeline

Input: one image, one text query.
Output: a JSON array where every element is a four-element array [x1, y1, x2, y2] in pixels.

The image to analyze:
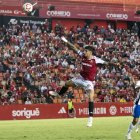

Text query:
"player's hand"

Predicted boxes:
[[110, 62, 121, 67]]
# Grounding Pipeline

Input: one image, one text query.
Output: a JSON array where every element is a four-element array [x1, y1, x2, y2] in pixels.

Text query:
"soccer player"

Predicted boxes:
[[51, 37, 113, 127], [126, 76, 140, 140]]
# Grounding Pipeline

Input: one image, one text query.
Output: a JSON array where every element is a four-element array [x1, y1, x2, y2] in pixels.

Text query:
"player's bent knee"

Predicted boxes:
[[65, 80, 75, 87]]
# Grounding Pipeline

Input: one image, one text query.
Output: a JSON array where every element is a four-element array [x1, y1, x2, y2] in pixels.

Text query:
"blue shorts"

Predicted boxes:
[[132, 105, 140, 118]]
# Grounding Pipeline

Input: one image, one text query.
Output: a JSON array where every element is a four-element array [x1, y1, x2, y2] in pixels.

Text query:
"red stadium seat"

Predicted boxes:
[[53, 98, 58, 104]]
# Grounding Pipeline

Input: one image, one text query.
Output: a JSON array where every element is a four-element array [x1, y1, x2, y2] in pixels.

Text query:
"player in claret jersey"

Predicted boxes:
[[51, 37, 109, 127]]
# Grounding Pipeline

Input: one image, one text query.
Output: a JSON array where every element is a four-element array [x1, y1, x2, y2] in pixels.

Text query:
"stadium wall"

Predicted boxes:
[[0, 102, 133, 120], [52, 18, 127, 30], [0, 5, 132, 30], [0, 15, 127, 30]]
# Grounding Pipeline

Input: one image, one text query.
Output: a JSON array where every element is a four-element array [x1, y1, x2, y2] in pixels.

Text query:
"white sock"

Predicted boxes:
[[88, 117, 93, 122], [137, 121, 140, 125], [136, 121, 140, 129], [127, 122, 135, 134]]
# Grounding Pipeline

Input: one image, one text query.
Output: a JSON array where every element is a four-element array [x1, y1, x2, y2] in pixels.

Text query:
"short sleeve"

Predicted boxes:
[[94, 56, 106, 64]]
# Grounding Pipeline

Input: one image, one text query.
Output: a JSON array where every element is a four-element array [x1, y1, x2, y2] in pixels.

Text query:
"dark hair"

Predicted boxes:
[[85, 46, 96, 55]]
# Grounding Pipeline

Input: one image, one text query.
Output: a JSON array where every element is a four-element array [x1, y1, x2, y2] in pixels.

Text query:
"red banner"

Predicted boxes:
[[40, 6, 140, 21], [59, 0, 139, 5], [0, 5, 140, 21], [0, 6, 26, 16], [0, 102, 133, 120]]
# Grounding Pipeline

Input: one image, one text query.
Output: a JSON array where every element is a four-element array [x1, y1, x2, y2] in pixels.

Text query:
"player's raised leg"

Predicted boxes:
[[50, 80, 75, 97]]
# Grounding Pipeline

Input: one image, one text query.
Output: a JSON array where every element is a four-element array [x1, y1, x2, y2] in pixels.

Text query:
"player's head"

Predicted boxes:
[[84, 45, 96, 56]]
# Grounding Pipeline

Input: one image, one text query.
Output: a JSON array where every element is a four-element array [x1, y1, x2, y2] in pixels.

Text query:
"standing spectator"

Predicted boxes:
[[25, 98, 32, 104], [67, 98, 76, 118]]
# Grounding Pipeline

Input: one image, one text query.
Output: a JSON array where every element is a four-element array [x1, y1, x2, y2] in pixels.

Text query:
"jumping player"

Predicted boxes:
[[51, 36, 114, 127]]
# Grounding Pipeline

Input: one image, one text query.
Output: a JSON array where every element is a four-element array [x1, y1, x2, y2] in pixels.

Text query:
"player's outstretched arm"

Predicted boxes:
[[103, 61, 121, 67], [95, 58, 121, 66], [61, 36, 79, 54]]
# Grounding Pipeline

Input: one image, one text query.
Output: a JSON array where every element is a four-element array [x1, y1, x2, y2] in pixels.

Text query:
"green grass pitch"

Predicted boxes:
[[0, 116, 139, 140]]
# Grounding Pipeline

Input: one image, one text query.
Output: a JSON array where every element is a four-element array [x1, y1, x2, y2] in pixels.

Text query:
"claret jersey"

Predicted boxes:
[[77, 50, 105, 81], [80, 58, 97, 81]]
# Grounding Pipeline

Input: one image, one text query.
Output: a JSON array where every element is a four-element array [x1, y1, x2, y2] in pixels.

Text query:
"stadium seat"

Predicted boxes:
[[17, 100, 22, 104], [74, 93, 80, 98], [79, 89, 83, 94], [53, 98, 58, 103], [57, 99, 62, 103], [76, 98, 81, 103], [0, 73, 3, 80], [72, 99, 77, 103], [73, 89, 78, 94], [79, 94, 83, 98]]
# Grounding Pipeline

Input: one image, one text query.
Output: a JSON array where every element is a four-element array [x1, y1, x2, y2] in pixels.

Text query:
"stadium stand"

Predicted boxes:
[[0, 1, 140, 105], [0, 22, 139, 105]]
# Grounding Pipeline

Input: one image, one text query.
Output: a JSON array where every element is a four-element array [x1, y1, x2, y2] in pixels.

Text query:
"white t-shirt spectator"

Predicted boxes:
[[25, 98, 32, 104]]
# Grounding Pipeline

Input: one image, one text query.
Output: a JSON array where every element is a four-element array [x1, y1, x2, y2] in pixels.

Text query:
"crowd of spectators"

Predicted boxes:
[[0, 20, 140, 105]]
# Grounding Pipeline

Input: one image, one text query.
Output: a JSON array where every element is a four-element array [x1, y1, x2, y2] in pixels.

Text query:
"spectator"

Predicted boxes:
[[25, 98, 32, 104], [67, 98, 76, 118], [9, 95, 16, 104]]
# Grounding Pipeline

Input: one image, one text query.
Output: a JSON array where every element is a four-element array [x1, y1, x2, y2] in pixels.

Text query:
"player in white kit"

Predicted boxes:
[[126, 78, 140, 140]]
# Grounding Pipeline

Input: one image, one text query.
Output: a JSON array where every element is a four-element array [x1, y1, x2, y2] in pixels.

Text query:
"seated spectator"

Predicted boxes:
[[25, 98, 32, 104], [9, 95, 16, 104], [40, 94, 46, 104], [119, 96, 127, 103]]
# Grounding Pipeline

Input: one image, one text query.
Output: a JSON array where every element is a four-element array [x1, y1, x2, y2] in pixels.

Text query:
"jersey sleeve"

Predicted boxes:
[[135, 80, 140, 89], [94, 56, 106, 64], [77, 50, 84, 57]]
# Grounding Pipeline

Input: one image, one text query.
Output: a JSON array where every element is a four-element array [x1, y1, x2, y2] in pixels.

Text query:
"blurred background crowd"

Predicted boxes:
[[0, 21, 140, 105]]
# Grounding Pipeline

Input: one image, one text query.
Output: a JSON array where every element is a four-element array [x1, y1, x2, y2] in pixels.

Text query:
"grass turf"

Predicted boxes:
[[0, 116, 139, 140]]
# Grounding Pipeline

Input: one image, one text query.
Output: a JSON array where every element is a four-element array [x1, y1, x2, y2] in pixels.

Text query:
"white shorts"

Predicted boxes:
[[71, 75, 95, 92]]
